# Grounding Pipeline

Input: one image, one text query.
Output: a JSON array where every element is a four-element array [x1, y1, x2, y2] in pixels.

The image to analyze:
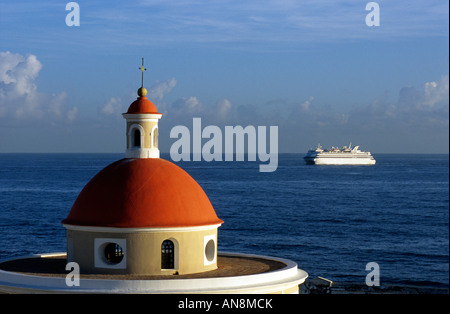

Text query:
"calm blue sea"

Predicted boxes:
[[0, 153, 448, 288]]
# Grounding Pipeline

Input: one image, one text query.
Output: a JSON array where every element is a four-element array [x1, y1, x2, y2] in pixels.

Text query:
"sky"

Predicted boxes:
[[0, 0, 448, 154]]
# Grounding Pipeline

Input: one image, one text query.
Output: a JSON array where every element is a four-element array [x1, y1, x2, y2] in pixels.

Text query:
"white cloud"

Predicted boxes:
[[292, 75, 449, 133], [300, 96, 314, 111], [0, 51, 77, 122], [148, 78, 177, 101], [343, 75, 449, 137], [166, 96, 235, 124], [172, 96, 203, 114], [0, 52, 41, 95], [423, 75, 449, 107], [215, 98, 232, 120], [398, 75, 449, 110], [100, 97, 123, 116], [67, 106, 78, 121], [47, 92, 68, 117]]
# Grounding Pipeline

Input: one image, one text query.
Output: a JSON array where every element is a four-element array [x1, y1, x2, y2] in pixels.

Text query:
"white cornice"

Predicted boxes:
[[62, 223, 222, 233], [122, 113, 162, 121]]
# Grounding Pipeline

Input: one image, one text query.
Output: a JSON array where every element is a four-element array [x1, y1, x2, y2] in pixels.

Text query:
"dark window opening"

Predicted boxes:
[[161, 240, 174, 269], [104, 243, 124, 264], [133, 129, 141, 147], [205, 239, 215, 262]]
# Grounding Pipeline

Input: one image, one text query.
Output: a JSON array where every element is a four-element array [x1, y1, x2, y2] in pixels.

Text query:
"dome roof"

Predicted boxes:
[[126, 96, 161, 114], [62, 158, 223, 228]]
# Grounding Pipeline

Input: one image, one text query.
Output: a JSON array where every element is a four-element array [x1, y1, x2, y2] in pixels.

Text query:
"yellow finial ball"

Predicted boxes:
[[138, 87, 147, 97]]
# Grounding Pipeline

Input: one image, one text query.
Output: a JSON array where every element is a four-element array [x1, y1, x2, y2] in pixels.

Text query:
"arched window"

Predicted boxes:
[[133, 129, 141, 147], [154, 128, 159, 148], [161, 240, 174, 269], [150, 125, 159, 148]]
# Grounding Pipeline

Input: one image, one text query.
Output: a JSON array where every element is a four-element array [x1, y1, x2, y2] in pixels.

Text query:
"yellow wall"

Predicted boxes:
[[126, 120, 158, 149], [66, 226, 218, 275]]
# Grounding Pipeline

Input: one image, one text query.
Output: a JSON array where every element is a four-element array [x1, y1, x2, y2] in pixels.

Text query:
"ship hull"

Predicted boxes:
[[304, 156, 376, 165]]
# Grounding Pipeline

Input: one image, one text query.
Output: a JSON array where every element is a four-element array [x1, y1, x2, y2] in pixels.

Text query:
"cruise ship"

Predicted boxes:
[[304, 144, 376, 165]]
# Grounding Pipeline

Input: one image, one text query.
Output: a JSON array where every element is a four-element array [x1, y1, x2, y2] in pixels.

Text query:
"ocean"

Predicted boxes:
[[0, 153, 448, 288]]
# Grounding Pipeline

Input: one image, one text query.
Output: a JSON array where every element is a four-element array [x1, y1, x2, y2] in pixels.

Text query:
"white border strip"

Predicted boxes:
[[62, 223, 222, 233]]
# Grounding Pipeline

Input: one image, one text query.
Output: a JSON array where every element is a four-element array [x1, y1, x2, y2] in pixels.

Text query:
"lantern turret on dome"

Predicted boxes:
[[123, 58, 162, 159]]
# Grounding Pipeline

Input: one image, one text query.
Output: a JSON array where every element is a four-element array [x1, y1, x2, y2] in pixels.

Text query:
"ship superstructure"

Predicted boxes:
[[304, 144, 376, 165]]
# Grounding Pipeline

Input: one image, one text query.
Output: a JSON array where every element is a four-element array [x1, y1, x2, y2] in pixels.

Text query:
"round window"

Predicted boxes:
[[205, 239, 215, 262], [104, 243, 124, 264]]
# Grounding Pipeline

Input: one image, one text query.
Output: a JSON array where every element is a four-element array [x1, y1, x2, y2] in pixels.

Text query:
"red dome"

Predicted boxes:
[[126, 96, 161, 114], [62, 158, 223, 228]]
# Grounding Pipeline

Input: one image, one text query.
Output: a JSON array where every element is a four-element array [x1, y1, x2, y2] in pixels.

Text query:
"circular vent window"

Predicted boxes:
[[104, 243, 124, 264], [205, 239, 215, 262]]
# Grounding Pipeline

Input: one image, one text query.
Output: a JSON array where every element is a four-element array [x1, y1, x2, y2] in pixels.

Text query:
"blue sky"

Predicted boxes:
[[0, 0, 448, 153]]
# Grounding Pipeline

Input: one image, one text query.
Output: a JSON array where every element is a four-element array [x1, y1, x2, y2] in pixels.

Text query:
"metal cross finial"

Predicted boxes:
[[139, 57, 147, 88]]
